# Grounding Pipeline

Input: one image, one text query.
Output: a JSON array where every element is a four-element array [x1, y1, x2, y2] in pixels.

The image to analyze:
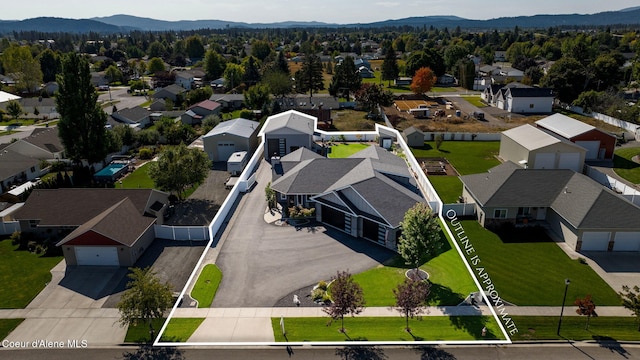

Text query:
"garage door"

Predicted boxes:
[[558, 153, 581, 172], [75, 246, 119, 266], [217, 142, 236, 162], [613, 232, 640, 251], [534, 153, 555, 169], [581, 232, 610, 251], [575, 141, 600, 160]]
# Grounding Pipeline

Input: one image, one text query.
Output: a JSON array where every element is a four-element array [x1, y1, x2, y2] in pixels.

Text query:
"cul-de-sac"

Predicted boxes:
[[1, 5, 640, 359]]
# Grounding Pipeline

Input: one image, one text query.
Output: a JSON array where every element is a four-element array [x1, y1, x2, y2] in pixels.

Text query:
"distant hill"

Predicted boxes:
[[0, 17, 122, 33], [1, 8, 640, 34]]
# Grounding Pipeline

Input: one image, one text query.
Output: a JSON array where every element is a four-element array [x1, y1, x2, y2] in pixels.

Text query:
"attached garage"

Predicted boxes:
[[534, 153, 555, 169], [74, 246, 119, 266], [575, 141, 600, 160], [580, 232, 611, 251], [217, 142, 236, 162], [362, 218, 379, 241], [613, 232, 640, 251], [321, 205, 345, 230], [558, 153, 581, 172]]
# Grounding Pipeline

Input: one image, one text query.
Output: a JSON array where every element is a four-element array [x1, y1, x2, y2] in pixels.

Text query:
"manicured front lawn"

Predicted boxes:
[[191, 264, 222, 308], [352, 222, 477, 307], [613, 147, 640, 184], [510, 316, 640, 341], [451, 220, 620, 306], [460, 95, 486, 108], [124, 318, 167, 343], [427, 176, 463, 204], [271, 316, 504, 342], [411, 141, 500, 175], [0, 319, 24, 340], [0, 239, 63, 308], [328, 143, 370, 158], [120, 162, 155, 189], [160, 318, 204, 342]]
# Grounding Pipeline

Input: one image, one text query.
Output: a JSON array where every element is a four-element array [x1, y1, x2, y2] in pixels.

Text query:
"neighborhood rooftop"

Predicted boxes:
[[535, 113, 596, 138]]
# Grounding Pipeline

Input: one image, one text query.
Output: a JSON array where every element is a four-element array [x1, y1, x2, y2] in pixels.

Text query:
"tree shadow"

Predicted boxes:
[[613, 154, 640, 170], [122, 345, 185, 360], [593, 335, 630, 359], [427, 283, 465, 307], [446, 313, 497, 339], [335, 345, 387, 360], [412, 345, 457, 360]]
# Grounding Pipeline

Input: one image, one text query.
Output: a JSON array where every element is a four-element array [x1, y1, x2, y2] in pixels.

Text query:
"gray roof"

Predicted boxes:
[[403, 126, 424, 136], [114, 107, 151, 122], [260, 110, 316, 136], [506, 87, 554, 98], [203, 118, 259, 139], [22, 127, 64, 154], [535, 113, 596, 139], [502, 124, 562, 151], [280, 147, 323, 162], [153, 84, 186, 97], [212, 94, 245, 102], [461, 163, 640, 230], [0, 149, 40, 180]]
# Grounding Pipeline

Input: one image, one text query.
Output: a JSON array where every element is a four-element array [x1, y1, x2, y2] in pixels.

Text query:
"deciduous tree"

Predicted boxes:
[[323, 270, 365, 333], [148, 144, 211, 200], [410, 67, 437, 96], [620, 285, 640, 331], [204, 50, 226, 80], [117, 267, 173, 342], [244, 83, 271, 110], [394, 278, 431, 332], [5, 100, 23, 120], [574, 294, 597, 330], [223, 63, 245, 91], [262, 69, 292, 99], [147, 57, 166, 74], [1, 44, 43, 93], [398, 203, 442, 275], [354, 83, 393, 116]]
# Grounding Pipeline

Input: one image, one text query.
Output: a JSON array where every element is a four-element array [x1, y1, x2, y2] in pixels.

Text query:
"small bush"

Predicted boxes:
[[139, 147, 153, 160], [10, 231, 21, 246], [311, 288, 325, 301], [317, 280, 328, 291], [322, 293, 332, 304], [578, 257, 588, 265]]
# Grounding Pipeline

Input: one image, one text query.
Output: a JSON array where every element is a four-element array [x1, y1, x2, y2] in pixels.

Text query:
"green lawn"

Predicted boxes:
[[352, 222, 477, 307], [160, 318, 204, 342], [124, 318, 167, 343], [0, 130, 18, 136], [120, 162, 155, 189], [0, 319, 24, 340], [510, 316, 640, 341], [460, 95, 486, 108], [0, 119, 37, 126], [328, 143, 370, 158], [613, 147, 640, 184], [271, 316, 505, 342], [452, 220, 620, 306], [191, 264, 222, 308], [411, 141, 500, 175], [427, 176, 463, 204], [0, 239, 63, 308]]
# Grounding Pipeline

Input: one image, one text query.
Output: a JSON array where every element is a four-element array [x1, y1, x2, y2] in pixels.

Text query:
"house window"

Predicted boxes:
[[493, 209, 507, 219], [280, 193, 287, 200], [529, 104, 534, 109], [30, 166, 36, 172], [517, 207, 531, 216]]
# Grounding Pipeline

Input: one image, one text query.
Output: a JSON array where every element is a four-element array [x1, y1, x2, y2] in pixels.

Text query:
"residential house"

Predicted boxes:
[[149, 99, 167, 112], [403, 126, 425, 147], [259, 110, 317, 160], [437, 74, 456, 85], [41, 82, 59, 96], [17, 97, 58, 119], [354, 58, 371, 70], [5, 127, 65, 160], [111, 107, 152, 128], [211, 94, 244, 111], [499, 124, 586, 172], [181, 100, 221, 126], [152, 84, 187, 102], [270, 145, 424, 250], [394, 77, 412, 87], [90, 72, 109, 88], [175, 71, 195, 90], [13, 188, 170, 266], [494, 86, 554, 114], [535, 113, 616, 161], [0, 90, 21, 104], [0, 148, 45, 191], [460, 162, 640, 252], [202, 118, 260, 162], [358, 66, 375, 78]]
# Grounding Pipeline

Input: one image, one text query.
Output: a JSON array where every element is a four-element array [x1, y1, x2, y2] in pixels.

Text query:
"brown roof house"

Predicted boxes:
[[13, 188, 169, 266]]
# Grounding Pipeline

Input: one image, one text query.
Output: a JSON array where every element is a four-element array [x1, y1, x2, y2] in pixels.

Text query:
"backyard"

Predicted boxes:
[[613, 147, 640, 184], [510, 316, 640, 341], [327, 142, 370, 158]]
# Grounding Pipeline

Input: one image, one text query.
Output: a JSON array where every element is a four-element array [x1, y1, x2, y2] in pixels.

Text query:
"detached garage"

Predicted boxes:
[[202, 118, 260, 162]]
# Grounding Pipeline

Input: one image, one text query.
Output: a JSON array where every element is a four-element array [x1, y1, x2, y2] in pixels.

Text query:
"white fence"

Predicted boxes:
[[442, 203, 476, 217], [567, 105, 640, 140], [584, 165, 640, 206], [313, 131, 379, 142], [422, 132, 500, 141], [236, 142, 264, 192], [154, 225, 209, 241], [0, 221, 20, 235]]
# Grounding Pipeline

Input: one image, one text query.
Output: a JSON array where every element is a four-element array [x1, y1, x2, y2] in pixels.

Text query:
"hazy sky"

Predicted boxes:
[[3, 0, 639, 24]]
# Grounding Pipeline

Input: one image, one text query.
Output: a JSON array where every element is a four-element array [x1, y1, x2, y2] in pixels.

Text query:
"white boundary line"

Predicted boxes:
[[154, 116, 511, 346]]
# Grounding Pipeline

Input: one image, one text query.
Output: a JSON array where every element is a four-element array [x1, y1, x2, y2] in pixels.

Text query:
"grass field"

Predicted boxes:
[[331, 110, 377, 131], [427, 176, 463, 204], [460, 95, 486, 108], [328, 143, 370, 158], [121, 162, 155, 189], [191, 264, 222, 308], [452, 220, 620, 306], [510, 316, 640, 341], [0, 319, 24, 340], [124, 318, 167, 343], [352, 221, 477, 307], [160, 318, 204, 342], [271, 316, 505, 342], [613, 147, 640, 184], [0, 239, 63, 308], [411, 141, 501, 175]]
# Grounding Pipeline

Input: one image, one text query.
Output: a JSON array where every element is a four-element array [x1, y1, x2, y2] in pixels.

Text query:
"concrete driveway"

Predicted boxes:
[[211, 160, 396, 308]]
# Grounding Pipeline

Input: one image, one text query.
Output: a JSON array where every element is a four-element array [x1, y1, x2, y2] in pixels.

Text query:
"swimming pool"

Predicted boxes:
[[94, 163, 128, 181]]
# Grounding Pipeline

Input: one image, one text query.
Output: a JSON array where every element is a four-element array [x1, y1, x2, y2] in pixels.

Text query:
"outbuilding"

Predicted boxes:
[[403, 126, 425, 147], [202, 118, 260, 162]]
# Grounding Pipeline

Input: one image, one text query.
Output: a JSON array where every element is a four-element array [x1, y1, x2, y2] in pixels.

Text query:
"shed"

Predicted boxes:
[[227, 151, 248, 176], [202, 118, 260, 162], [259, 110, 316, 160], [403, 126, 425, 147]]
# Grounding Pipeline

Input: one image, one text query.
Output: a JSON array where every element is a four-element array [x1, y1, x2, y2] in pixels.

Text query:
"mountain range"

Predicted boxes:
[[0, 7, 639, 34]]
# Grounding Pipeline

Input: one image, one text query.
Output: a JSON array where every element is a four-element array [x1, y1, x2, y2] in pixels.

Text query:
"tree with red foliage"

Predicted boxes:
[[410, 67, 437, 96]]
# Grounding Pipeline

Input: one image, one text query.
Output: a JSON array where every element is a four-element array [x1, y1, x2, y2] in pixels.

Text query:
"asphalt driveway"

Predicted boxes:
[[211, 160, 396, 308]]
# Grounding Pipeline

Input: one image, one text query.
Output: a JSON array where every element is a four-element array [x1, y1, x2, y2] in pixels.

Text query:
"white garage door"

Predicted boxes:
[[75, 246, 119, 266], [613, 232, 640, 251], [558, 152, 581, 172], [217, 142, 236, 162], [581, 232, 610, 251], [575, 141, 600, 160], [534, 153, 555, 169]]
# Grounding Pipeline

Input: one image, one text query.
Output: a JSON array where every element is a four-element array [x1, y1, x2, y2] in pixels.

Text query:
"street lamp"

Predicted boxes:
[[556, 278, 571, 336]]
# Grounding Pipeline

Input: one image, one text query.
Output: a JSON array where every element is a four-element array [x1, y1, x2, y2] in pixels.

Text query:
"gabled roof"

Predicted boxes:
[[19, 97, 56, 108], [113, 107, 151, 123], [203, 118, 259, 139], [260, 110, 316, 136], [0, 90, 20, 103], [0, 149, 40, 180], [403, 126, 424, 136], [57, 197, 156, 247], [189, 99, 221, 112], [461, 163, 640, 230], [280, 147, 323, 162], [506, 87, 554, 98], [535, 113, 596, 139], [21, 127, 64, 154], [211, 93, 244, 102], [502, 124, 560, 151], [155, 84, 187, 96]]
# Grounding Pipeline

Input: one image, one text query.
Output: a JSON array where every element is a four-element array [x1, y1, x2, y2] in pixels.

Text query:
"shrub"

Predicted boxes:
[[317, 280, 328, 291], [10, 231, 21, 246], [139, 147, 153, 160], [311, 288, 325, 301], [322, 293, 332, 304], [578, 257, 588, 265]]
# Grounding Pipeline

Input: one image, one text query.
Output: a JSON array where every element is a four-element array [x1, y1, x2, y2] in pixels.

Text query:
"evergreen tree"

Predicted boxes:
[[242, 56, 261, 87], [328, 56, 361, 101], [275, 51, 290, 75], [56, 53, 108, 164], [294, 53, 324, 101], [381, 46, 399, 86]]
